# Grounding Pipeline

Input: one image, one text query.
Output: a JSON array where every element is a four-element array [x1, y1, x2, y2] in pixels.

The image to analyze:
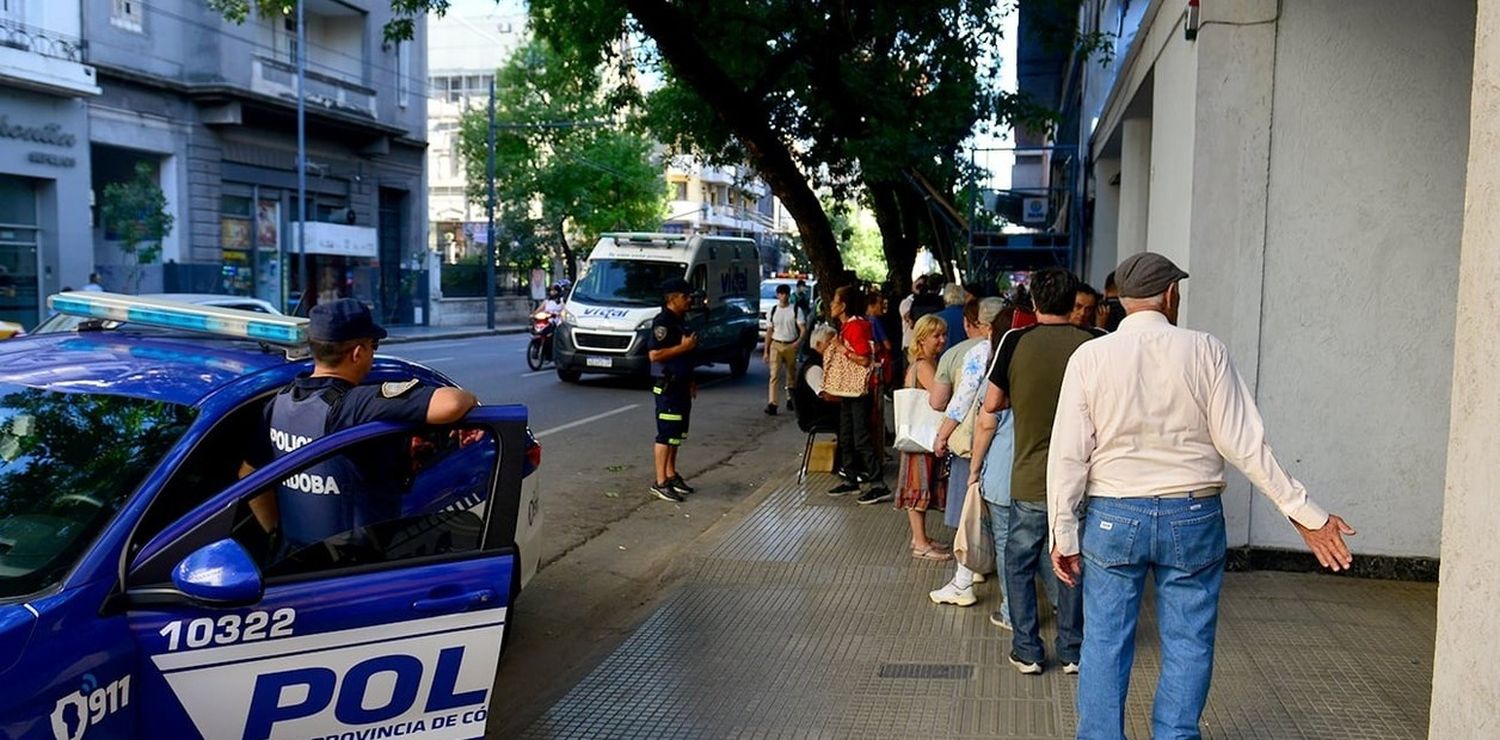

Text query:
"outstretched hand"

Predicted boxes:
[[1294, 514, 1357, 572], [1052, 547, 1082, 588]]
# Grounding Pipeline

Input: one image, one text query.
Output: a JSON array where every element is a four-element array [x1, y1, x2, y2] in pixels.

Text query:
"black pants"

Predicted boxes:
[[837, 393, 882, 485]]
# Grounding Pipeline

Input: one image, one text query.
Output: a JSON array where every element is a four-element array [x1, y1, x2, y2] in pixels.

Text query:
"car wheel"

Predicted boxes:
[[526, 340, 545, 371], [557, 367, 582, 383], [729, 339, 753, 377]]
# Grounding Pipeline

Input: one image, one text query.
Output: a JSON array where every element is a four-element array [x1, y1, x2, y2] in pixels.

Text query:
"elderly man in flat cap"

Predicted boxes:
[[1047, 252, 1357, 739]]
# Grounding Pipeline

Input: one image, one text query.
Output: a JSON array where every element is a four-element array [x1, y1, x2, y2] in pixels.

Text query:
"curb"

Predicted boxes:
[[383, 326, 529, 344]]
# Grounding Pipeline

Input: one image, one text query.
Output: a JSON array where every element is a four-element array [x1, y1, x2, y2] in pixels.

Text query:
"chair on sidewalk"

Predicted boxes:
[[793, 359, 840, 483]]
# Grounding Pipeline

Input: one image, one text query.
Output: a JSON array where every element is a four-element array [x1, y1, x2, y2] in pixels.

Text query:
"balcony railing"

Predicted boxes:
[[251, 56, 375, 119], [0, 18, 86, 64]]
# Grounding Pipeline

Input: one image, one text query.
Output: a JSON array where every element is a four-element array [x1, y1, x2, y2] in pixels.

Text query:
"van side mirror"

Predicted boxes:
[[172, 539, 263, 608]]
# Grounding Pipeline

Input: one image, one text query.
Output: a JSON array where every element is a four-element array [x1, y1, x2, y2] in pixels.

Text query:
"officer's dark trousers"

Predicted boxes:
[[837, 392, 882, 484]]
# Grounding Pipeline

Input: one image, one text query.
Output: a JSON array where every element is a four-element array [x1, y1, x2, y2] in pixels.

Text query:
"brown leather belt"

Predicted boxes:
[[1154, 487, 1223, 500]]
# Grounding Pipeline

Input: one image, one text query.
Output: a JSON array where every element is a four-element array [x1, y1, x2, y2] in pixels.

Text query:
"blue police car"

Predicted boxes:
[[0, 293, 542, 739]]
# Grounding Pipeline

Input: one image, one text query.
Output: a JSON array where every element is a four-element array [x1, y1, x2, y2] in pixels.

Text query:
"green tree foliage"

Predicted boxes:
[[100, 162, 173, 294], [522, 0, 1067, 296], [212, 1, 1096, 293], [827, 201, 888, 283], [457, 39, 665, 280]]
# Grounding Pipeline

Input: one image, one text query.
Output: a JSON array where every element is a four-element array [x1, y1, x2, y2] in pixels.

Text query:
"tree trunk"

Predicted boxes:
[[624, 0, 845, 301], [866, 180, 917, 296], [557, 220, 578, 283]]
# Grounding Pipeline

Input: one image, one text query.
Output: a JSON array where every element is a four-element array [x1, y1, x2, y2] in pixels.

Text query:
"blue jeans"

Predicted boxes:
[[1076, 495, 1227, 740], [1005, 500, 1082, 665], [985, 501, 1011, 620]]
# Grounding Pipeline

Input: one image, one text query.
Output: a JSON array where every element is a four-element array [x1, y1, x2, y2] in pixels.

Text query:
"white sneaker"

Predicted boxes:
[[1063, 662, 1080, 675], [928, 580, 977, 607], [1009, 653, 1043, 675], [971, 572, 987, 584]]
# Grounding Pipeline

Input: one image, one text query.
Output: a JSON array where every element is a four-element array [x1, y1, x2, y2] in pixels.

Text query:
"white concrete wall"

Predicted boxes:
[[1433, 1, 1500, 727], [1118, 118, 1152, 258], [1088, 157, 1120, 289], [1178, 0, 1279, 548], [1145, 25, 1196, 284], [1254, 0, 1473, 556]]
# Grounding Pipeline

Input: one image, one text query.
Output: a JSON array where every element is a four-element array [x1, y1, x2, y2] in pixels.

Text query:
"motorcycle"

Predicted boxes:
[[527, 309, 557, 370]]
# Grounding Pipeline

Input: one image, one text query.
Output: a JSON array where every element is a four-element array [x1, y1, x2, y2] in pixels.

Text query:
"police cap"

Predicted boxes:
[[661, 277, 692, 296], [308, 298, 389, 342]]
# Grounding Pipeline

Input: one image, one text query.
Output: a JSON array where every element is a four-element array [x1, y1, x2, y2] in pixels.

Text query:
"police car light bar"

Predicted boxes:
[[48, 292, 309, 347]]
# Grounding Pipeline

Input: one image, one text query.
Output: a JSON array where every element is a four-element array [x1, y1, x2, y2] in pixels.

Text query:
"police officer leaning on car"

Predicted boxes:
[[648, 277, 699, 503], [250, 298, 478, 556]]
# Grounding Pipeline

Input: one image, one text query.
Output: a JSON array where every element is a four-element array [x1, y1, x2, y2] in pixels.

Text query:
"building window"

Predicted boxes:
[[674, 181, 687, 201], [397, 42, 409, 109], [283, 15, 298, 64], [111, 0, 144, 32]]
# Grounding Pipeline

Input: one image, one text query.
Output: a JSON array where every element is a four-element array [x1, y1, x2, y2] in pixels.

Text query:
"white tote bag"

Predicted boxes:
[[893, 387, 945, 453]]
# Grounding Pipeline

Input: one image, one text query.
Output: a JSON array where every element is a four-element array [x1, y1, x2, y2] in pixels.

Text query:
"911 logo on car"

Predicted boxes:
[[49, 674, 130, 740]]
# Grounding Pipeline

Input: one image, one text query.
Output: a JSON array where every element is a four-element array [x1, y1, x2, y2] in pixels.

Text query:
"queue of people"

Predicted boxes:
[[752, 256, 1357, 740]]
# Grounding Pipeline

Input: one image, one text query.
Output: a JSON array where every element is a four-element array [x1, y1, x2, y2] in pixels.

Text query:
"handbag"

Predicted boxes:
[[893, 388, 944, 453], [822, 337, 873, 398], [947, 344, 1004, 458], [953, 480, 995, 573]]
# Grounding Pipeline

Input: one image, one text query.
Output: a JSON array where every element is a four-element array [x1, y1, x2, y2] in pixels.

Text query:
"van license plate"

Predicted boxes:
[[586, 356, 613, 368]]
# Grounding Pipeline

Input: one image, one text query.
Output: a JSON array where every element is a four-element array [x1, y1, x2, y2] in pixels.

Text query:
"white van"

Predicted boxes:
[[554, 232, 762, 381]]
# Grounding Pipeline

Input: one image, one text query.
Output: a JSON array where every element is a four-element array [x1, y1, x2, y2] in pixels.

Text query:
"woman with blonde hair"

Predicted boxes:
[[897, 314, 951, 560]]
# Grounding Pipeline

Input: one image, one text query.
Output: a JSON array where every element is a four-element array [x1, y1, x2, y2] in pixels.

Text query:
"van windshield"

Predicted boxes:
[[573, 259, 687, 306]]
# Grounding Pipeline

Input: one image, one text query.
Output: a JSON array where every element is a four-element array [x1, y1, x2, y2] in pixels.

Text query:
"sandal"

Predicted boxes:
[[911, 540, 951, 552], [912, 545, 953, 561]]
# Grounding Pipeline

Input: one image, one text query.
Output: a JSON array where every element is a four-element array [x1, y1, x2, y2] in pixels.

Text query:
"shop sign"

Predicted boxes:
[[1, 114, 78, 168], [0, 116, 77, 147], [290, 222, 378, 258], [1022, 197, 1048, 224], [26, 152, 75, 168]]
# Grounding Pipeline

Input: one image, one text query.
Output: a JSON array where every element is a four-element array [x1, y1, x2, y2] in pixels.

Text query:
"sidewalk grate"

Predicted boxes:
[[877, 663, 974, 680]]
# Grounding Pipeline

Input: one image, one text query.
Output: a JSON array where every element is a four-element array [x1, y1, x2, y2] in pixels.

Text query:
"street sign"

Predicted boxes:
[[1022, 197, 1048, 224]]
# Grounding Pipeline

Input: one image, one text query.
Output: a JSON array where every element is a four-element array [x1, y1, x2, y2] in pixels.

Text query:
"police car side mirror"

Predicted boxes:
[[172, 539, 264, 608]]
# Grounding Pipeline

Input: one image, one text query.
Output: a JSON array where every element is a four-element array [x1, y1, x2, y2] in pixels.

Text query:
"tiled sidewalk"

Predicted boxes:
[[522, 470, 1436, 739]]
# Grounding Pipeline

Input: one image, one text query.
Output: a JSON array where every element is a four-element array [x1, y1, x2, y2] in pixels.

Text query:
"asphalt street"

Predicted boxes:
[[384, 332, 809, 734], [385, 332, 788, 567]]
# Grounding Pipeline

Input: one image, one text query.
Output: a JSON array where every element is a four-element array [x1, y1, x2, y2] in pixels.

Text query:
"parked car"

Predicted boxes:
[[0, 293, 542, 739]]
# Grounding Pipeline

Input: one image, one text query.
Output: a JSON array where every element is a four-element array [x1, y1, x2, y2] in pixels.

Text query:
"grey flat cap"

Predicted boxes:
[[1116, 252, 1188, 298]]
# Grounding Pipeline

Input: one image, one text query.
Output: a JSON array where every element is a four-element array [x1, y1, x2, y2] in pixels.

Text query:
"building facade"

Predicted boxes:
[[0, 0, 99, 327], [83, 0, 428, 323], [1038, 0, 1474, 565], [1029, 0, 1500, 724], [662, 157, 790, 274], [425, 6, 522, 265]]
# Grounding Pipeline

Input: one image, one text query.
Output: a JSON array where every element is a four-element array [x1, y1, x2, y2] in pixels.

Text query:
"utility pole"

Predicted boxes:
[[295, 0, 307, 311], [485, 78, 497, 330]]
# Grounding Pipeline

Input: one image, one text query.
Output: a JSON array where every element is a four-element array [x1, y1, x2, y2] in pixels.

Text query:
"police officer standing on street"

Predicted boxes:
[[261, 298, 478, 555], [648, 278, 699, 502]]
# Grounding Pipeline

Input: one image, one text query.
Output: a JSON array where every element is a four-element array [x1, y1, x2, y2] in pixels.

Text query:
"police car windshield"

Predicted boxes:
[[572, 260, 688, 306], [0, 386, 195, 600]]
